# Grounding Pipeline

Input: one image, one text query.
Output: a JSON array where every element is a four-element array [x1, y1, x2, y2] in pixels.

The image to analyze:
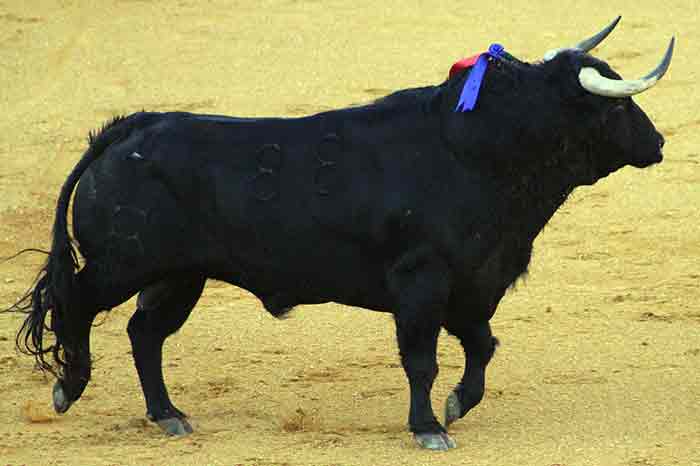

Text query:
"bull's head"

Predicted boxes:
[[444, 17, 674, 182], [544, 17, 673, 170]]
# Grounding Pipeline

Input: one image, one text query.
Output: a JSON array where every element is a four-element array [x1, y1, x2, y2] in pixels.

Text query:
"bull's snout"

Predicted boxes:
[[643, 133, 665, 166], [630, 132, 664, 168], [655, 133, 665, 162]]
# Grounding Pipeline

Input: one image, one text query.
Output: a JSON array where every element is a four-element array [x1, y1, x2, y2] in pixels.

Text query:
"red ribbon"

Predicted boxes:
[[448, 54, 481, 79]]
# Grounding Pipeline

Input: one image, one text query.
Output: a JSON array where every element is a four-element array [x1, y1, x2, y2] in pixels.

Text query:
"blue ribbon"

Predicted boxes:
[[455, 43, 505, 112]]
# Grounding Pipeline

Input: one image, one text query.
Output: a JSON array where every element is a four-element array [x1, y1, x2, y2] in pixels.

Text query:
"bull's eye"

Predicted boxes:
[[611, 103, 627, 113]]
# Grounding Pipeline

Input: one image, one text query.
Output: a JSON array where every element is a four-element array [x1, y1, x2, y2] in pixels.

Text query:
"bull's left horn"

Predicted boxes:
[[579, 37, 675, 98], [544, 16, 621, 62]]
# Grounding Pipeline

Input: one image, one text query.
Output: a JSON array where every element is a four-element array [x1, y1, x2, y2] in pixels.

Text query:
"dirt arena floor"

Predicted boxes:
[[1, 1, 698, 465]]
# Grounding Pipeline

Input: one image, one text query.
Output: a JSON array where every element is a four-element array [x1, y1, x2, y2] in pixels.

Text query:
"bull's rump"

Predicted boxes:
[[71, 111, 412, 310]]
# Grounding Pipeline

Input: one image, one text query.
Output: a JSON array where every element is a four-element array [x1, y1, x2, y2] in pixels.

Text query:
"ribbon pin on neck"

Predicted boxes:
[[454, 43, 506, 112]]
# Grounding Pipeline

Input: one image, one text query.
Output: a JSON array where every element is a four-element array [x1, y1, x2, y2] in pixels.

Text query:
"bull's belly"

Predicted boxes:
[[207, 243, 394, 314]]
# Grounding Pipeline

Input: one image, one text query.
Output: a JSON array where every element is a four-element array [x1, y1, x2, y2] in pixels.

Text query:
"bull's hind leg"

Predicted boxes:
[[127, 275, 205, 436], [388, 249, 455, 450], [52, 263, 133, 414], [442, 320, 498, 429], [52, 284, 100, 414]]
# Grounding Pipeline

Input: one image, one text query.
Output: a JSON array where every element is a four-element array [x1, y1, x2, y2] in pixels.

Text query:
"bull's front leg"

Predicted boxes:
[[442, 319, 498, 428], [387, 248, 455, 450]]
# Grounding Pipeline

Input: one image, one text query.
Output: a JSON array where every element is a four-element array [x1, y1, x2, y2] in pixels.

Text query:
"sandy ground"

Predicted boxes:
[[0, 1, 698, 465]]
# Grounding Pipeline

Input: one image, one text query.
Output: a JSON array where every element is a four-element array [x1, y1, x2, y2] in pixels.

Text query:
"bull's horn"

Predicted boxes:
[[543, 16, 622, 62], [578, 37, 675, 97]]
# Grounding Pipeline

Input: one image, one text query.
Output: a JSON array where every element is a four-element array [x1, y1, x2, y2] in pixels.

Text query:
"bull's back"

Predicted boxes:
[[186, 113, 400, 307]]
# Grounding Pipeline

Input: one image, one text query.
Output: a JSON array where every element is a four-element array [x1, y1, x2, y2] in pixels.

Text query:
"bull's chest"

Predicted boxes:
[[453, 232, 533, 318]]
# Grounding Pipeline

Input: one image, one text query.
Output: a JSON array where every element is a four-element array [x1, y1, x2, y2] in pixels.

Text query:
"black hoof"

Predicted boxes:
[[414, 432, 457, 450], [156, 417, 193, 436], [52, 382, 72, 414], [444, 390, 462, 429]]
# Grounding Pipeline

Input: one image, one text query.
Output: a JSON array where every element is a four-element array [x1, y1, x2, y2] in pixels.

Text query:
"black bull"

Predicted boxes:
[[9, 24, 673, 450]]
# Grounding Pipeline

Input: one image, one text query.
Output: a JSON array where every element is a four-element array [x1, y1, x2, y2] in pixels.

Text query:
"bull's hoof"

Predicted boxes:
[[52, 382, 72, 414], [414, 432, 457, 451], [444, 390, 462, 429], [156, 417, 193, 436], [147, 407, 188, 421]]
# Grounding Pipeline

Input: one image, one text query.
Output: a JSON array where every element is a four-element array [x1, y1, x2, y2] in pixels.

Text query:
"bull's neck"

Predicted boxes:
[[494, 146, 596, 240], [504, 162, 570, 239], [448, 142, 594, 243]]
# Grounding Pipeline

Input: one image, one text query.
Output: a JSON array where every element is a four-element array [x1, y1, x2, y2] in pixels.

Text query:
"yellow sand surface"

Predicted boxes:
[[1, 1, 698, 465]]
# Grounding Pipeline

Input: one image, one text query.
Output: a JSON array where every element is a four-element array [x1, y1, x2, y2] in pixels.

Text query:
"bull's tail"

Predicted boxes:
[[7, 113, 149, 378]]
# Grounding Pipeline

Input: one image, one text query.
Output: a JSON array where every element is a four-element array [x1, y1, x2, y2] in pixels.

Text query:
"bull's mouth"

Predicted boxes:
[[630, 135, 664, 168], [630, 149, 663, 168]]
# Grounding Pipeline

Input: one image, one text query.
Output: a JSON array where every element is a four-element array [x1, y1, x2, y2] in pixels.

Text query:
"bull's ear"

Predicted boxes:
[[543, 52, 590, 101]]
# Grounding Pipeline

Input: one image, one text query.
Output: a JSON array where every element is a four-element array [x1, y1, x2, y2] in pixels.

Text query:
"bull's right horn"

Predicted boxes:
[[578, 37, 675, 98], [543, 16, 621, 62]]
